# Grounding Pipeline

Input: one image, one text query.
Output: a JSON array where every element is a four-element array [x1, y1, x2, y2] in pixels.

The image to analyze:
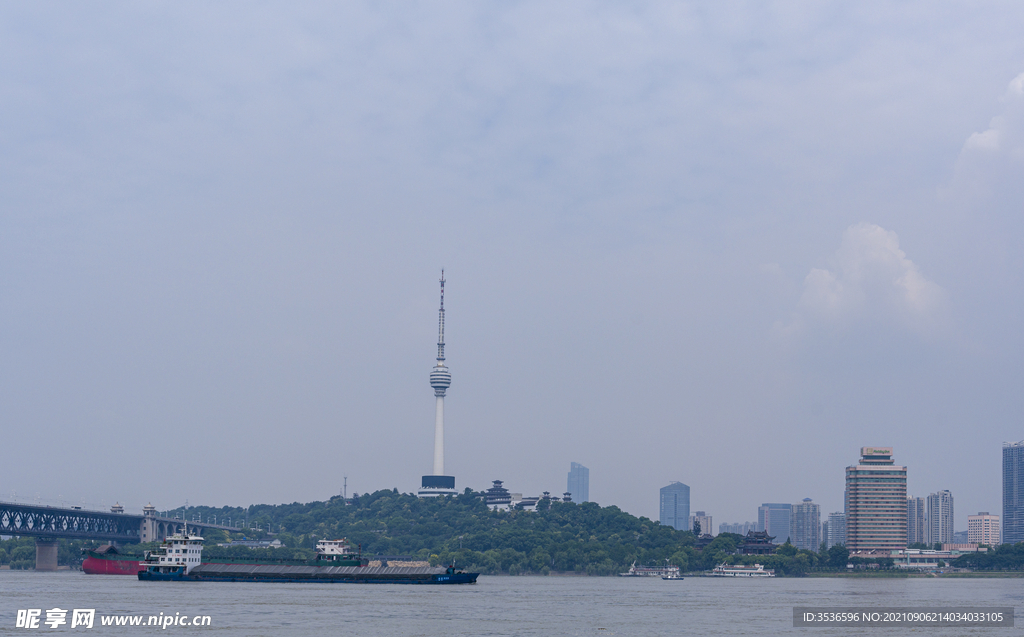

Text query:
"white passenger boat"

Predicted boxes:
[[618, 560, 681, 578], [709, 563, 775, 577]]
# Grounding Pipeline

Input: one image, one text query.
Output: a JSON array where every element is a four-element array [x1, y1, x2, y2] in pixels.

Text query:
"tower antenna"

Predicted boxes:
[[437, 269, 445, 363]]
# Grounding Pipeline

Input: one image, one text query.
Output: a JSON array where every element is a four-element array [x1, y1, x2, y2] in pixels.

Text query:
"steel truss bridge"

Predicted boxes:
[[0, 501, 241, 542]]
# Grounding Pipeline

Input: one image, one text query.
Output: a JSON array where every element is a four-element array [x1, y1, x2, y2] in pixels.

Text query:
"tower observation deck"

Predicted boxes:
[[419, 271, 457, 497]]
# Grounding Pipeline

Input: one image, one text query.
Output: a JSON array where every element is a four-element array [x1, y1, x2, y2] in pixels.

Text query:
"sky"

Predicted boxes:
[[2, 2, 1023, 530]]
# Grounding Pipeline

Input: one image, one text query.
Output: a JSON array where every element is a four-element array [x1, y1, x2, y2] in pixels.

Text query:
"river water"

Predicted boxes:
[[1, 571, 1020, 635]]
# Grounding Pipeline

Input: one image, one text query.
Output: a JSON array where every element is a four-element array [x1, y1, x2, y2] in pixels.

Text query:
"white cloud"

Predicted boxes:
[[954, 72, 1024, 186], [789, 223, 946, 332]]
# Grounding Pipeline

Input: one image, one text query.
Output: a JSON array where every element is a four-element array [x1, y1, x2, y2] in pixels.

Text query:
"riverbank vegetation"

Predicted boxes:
[[7, 490, 1024, 575]]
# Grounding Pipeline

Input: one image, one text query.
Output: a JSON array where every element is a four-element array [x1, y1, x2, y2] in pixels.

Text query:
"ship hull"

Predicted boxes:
[[82, 555, 144, 575], [139, 564, 478, 584]]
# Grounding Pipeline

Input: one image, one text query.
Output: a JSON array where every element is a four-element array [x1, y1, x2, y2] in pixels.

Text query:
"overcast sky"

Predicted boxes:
[[2, 2, 1023, 530]]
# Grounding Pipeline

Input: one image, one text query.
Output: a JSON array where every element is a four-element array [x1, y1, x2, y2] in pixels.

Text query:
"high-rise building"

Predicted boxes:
[[567, 462, 589, 503], [827, 512, 846, 548], [719, 522, 757, 535], [907, 496, 927, 545], [419, 272, 457, 497], [968, 512, 1001, 546], [845, 447, 907, 552], [689, 511, 713, 536], [659, 482, 690, 531], [1004, 441, 1024, 544], [791, 498, 821, 551], [758, 503, 793, 542], [927, 490, 954, 546]]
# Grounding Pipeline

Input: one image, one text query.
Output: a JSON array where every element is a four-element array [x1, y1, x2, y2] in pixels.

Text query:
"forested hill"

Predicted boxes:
[[178, 489, 730, 575]]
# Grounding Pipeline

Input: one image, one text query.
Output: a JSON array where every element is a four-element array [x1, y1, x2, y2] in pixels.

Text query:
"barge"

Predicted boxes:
[[137, 531, 478, 584]]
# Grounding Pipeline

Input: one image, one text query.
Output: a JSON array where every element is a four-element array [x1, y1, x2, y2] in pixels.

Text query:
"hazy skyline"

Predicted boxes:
[[2, 2, 1023, 529]]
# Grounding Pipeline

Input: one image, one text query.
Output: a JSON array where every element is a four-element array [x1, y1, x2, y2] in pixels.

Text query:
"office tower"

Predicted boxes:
[[659, 482, 690, 531], [927, 490, 954, 545], [419, 272, 457, 497], [845, 447, 907, 551], [758, 503, 793, 542], [827, 512, 846, 548], [907, 496, 927, 545], [567, 462, 590, 503], [968, 512, 1001, 546], [1004, 441, 1024, 544], [689, 511, 713, 536], [791, 498, 821, 551]]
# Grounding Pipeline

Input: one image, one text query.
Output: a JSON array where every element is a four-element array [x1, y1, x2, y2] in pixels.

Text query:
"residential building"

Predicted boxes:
[[927, 490, 954, 546], [719, 522, 757, 535], [968, 512, 1001, 546], [827, 512, 846, 548], [791, 498, 821, 551], [1004, 441, 1024, 544], [567, 462, 590, 503], [907, 496, 927, 545], [821, 520, 829, 546], [659, 482, 690, 531], [758, 503, 793, 543], [689, 511, 714, 536], [845, 447, 907, 552]]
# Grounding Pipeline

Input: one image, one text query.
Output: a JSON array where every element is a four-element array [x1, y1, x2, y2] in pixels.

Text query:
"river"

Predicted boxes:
[[1, 571, 1019, 635]]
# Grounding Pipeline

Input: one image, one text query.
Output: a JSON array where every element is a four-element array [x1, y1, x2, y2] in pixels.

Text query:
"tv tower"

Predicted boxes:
[[419, 270, 457, 497]]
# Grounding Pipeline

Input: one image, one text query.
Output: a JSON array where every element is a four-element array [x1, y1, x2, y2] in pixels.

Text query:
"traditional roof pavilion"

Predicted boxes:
[[738, 530, 778, 555]]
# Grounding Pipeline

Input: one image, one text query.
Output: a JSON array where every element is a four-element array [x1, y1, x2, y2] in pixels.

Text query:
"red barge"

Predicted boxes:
[[81, 545, 144, 575]]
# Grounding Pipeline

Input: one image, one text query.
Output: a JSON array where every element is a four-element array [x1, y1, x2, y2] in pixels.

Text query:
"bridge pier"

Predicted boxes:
[[35, 539, 59, 571]]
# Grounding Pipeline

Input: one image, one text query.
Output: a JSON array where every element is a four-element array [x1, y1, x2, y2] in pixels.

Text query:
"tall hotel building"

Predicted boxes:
[[907, 496, 927, 545], [1004, 441, 1024, 544], [845, 447, 907, 552], [659, 482, 690, 531]]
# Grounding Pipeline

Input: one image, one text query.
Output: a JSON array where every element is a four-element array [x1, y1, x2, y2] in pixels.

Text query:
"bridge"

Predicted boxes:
[[0, 501, 242, 571]]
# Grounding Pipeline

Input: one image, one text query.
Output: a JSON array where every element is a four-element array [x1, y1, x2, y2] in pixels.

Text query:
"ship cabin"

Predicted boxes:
[[315, 539, 368, 566], [143, 532, 205, 575]]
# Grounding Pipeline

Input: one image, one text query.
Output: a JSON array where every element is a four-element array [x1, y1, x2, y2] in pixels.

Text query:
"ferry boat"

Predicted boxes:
[[138, 534, 478, 584], [709, 563, 775, 577], [618, 560, 681, 578]]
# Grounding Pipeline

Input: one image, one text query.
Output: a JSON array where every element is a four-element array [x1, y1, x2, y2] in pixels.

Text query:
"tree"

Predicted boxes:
[[827, 544, 849, 569], [693, 519, 701, 535]]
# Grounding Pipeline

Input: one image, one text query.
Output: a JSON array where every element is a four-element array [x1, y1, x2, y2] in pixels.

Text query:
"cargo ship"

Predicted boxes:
[[137, 531, 478, 584], [81, 545, 145, 575]]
